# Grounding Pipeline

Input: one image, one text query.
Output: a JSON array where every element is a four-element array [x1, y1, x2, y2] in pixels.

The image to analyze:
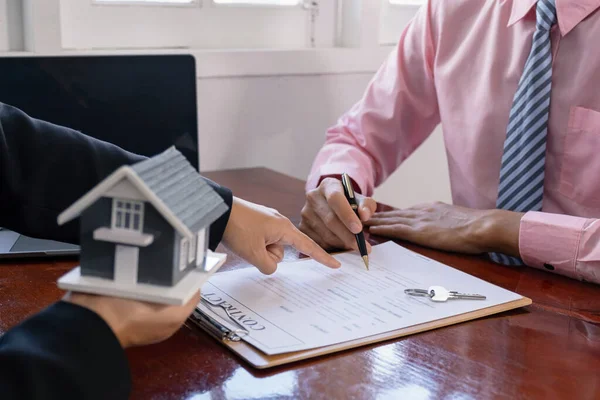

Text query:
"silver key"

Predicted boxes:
[[448, 291, 487, 301], [428, 286, 451, 302], [404, 286, 486, 302], [428, 286, 486, 302]]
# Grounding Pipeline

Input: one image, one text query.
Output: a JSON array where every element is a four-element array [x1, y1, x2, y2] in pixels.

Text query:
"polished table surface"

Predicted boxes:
[[1, 168, 599, 400]]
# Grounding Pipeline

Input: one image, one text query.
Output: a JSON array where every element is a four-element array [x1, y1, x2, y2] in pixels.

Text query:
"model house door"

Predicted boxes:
[[114, 244, 139, 284]]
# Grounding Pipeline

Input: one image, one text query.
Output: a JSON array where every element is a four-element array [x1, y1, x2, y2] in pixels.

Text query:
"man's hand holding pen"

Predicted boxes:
[[299, 176, 376, 256]]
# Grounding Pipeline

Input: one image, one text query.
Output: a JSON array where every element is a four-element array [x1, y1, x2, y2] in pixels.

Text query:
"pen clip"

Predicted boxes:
[[341, 173, 359, 213], [341, 173, 355, 200]]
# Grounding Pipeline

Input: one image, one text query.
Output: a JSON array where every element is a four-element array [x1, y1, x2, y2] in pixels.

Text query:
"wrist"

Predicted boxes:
[[318, 175, 362, 194], [476, 209, 524, 256], [64, 293, 131, 348]]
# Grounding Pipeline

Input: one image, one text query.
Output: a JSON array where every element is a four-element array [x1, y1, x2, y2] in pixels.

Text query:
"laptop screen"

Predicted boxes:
[[0, 54, 199, 169]]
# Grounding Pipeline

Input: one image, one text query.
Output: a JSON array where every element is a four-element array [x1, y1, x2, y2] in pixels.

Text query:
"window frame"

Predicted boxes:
[[179, 237, 190, 271], [387, 0, 424, 6], [59, 0, 333, 50], [212, 0, 300, 7], [111, 198, 145, 232], [189, 233, 197, 264], [21, 0, 394, 77], [93, 0, 199, 7], [195, 228, 206, 266], [93, 0, 300, 7]]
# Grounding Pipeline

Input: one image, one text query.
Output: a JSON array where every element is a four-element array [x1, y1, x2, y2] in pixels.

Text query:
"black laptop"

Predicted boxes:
[[0, 54, 198, 258]]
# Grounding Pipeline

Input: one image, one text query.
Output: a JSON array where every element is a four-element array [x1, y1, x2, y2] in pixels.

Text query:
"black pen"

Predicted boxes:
[[341, 173, 369, 270]]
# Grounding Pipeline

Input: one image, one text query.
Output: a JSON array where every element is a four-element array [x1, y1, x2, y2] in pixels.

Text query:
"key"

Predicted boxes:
[[428, 286, 486, 302], [447, 291, 487, 301], [404, 287, 487, 302], [428, 286, 450, 302]]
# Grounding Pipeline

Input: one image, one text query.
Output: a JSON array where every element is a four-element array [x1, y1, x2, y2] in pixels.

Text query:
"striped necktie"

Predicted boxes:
[[490, 0, 557, 265]]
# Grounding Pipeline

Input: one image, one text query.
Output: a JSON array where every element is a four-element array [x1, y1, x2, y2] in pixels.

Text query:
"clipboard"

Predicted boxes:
[[188, 295, 532, 369]]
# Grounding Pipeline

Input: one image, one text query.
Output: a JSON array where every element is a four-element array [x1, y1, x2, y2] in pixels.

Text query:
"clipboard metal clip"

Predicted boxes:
[[190, 298, 250, 342]]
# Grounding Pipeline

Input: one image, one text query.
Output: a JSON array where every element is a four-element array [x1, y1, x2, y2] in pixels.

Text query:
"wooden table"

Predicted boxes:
[[1, 168, 599, 400]]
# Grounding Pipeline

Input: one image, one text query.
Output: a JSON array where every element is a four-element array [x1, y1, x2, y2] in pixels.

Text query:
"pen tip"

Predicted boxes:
[[362, 256, 369, 270]]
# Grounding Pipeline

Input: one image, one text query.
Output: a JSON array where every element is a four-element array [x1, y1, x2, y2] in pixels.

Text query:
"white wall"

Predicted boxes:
[[198, 72, 451, 208], [5, 0, 452, 209]]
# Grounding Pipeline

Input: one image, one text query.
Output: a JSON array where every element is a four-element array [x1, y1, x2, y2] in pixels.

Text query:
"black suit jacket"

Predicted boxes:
[[0, 103, 232, 399]]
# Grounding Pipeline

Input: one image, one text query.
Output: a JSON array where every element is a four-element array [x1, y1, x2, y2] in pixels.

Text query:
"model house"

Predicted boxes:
[[56, 147, 228, 302]]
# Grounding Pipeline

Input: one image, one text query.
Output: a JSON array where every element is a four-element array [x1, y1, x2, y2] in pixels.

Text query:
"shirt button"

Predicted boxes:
[[544, 263, 555, 271]]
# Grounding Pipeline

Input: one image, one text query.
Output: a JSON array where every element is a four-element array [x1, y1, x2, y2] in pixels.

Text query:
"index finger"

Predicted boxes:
[[357, 195, 377, 221], [285, 227, 341, 269], [321, 180, 362, 234]]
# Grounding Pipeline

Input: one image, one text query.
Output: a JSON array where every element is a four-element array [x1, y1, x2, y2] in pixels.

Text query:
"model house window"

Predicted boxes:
[[189, 234, 197, 264], [112, 199, 144, 232], [179, 238, 190, 271], [196, 229, 206, 266]]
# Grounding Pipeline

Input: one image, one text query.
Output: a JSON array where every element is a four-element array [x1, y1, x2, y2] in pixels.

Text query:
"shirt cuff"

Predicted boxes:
[[519, 211, 587, 280], [306, 164, 374, 196]]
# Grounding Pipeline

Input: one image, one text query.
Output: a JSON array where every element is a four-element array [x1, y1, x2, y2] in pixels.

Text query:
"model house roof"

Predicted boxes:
[[132, 147, 229, 232], [58, 147, 229, 239]]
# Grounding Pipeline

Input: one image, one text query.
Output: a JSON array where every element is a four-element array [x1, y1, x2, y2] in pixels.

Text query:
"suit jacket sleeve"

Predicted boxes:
[[0, 102, 234, 398], [0, 302, 131, 400], [0, 102, 232, 249]]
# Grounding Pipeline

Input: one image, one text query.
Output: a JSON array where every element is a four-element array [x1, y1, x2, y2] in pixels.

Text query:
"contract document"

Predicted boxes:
[[196, 242, 525, 356]]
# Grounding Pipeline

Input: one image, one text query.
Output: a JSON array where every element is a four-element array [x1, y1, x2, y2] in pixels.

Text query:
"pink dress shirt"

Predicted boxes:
[[307, 0, 600, 284]]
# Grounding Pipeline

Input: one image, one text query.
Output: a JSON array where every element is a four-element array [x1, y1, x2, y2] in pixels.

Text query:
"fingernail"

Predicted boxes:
[[350, 223, 362, 233]]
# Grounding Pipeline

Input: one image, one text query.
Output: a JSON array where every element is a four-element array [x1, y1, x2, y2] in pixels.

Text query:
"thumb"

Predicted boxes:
[[251, 248, 279, 275]]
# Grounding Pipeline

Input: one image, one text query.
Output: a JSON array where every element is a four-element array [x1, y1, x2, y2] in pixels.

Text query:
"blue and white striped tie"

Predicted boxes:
[[490, 0, 557, 266]]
